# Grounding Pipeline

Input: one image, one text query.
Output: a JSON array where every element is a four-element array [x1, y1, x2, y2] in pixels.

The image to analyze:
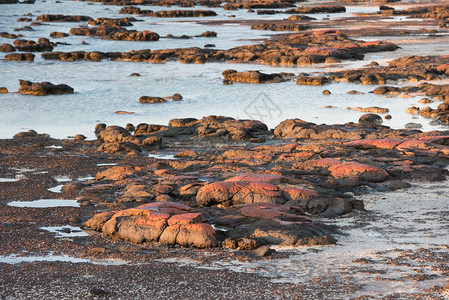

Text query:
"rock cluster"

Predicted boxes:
[[222, 70, 289, 84], [74, 116, 449, 249], [40, 30, 399, 66]]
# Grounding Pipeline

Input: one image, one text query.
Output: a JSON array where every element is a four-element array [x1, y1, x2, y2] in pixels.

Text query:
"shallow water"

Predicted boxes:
[[8, 199, 80, 208], [158, 181, 449, 298], [47, 184, 64, 193], [1, 1, 448, 138], [41, 225, 89, 238], [0, 253, 127, 265]]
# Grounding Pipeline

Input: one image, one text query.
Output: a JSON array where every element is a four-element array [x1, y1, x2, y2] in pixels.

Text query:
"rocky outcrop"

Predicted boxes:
[[40, 30, 399, 67], [196, 180, 284, 207], [83, 202, 218, 248], [5, 53, 34, 61], [13, 38, 53, 52], [87, 17, 136, 27], [18, 80, 74, 96], [36, 14, 92, 22], [69, 25, 159, 41], [297, 76, 329, 86], [222, 70, 286, 84]]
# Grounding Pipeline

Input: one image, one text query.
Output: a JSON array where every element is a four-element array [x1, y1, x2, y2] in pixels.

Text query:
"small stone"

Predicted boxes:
[[322, 90, 331, 95], [130, 73, 140, 76]]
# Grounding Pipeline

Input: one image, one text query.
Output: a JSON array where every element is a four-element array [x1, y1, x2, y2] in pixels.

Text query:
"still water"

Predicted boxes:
[[0, 0, 448, 139]]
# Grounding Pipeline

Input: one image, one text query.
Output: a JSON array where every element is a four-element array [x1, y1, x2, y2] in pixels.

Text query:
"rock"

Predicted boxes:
[[286, 15, 317, 21], [238, 237, 259, 250], [405, 106, 420, 115], [0, 87, 8, 93], [328, 161, 389, 182], [358, 113, 383, 125], [5, 53, 35, 61], [130, 73, 140, 76], [285, 5, 346, 14], [50, 32, 69, 38], [97, 142, 142, 155], [405, 123, 423, 129], [297, 76, 329, 86], [146, 10, 217, 18], [89, 288, 109, 296], [18, 80, 74, 96], [372, 86, 400, 95], [199, 31, 217, 37], [252, 245, 275, 257], [348, 107, 389, 113], [84, 202, 217, 248], [36, 14, 92, 22], [348, 90, 364, 94], [322, 90, 331, 95], [196, 181, 284, 207], [168, 118, 198, 127], [74, 134, 86, 141], [13, 39, 53, 52], [171, 93, 183, 101], [0, 43, 15, 52], [142, 136, 162, 148], [97, 126, 139, 144], [251, 23, 309, 32], [70, 25, 159, 42], [126, 124, 135, 132], [222, 70, 283, 84], [139, 96, 166, 103], [13, 130, 38, 139], [418, 98, 433, 104]]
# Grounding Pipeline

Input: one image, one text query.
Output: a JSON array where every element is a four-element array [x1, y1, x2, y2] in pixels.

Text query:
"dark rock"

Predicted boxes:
[[139, 96, 166, 103], [358, 114, 383, 125], [18, 80, 74, 96]]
